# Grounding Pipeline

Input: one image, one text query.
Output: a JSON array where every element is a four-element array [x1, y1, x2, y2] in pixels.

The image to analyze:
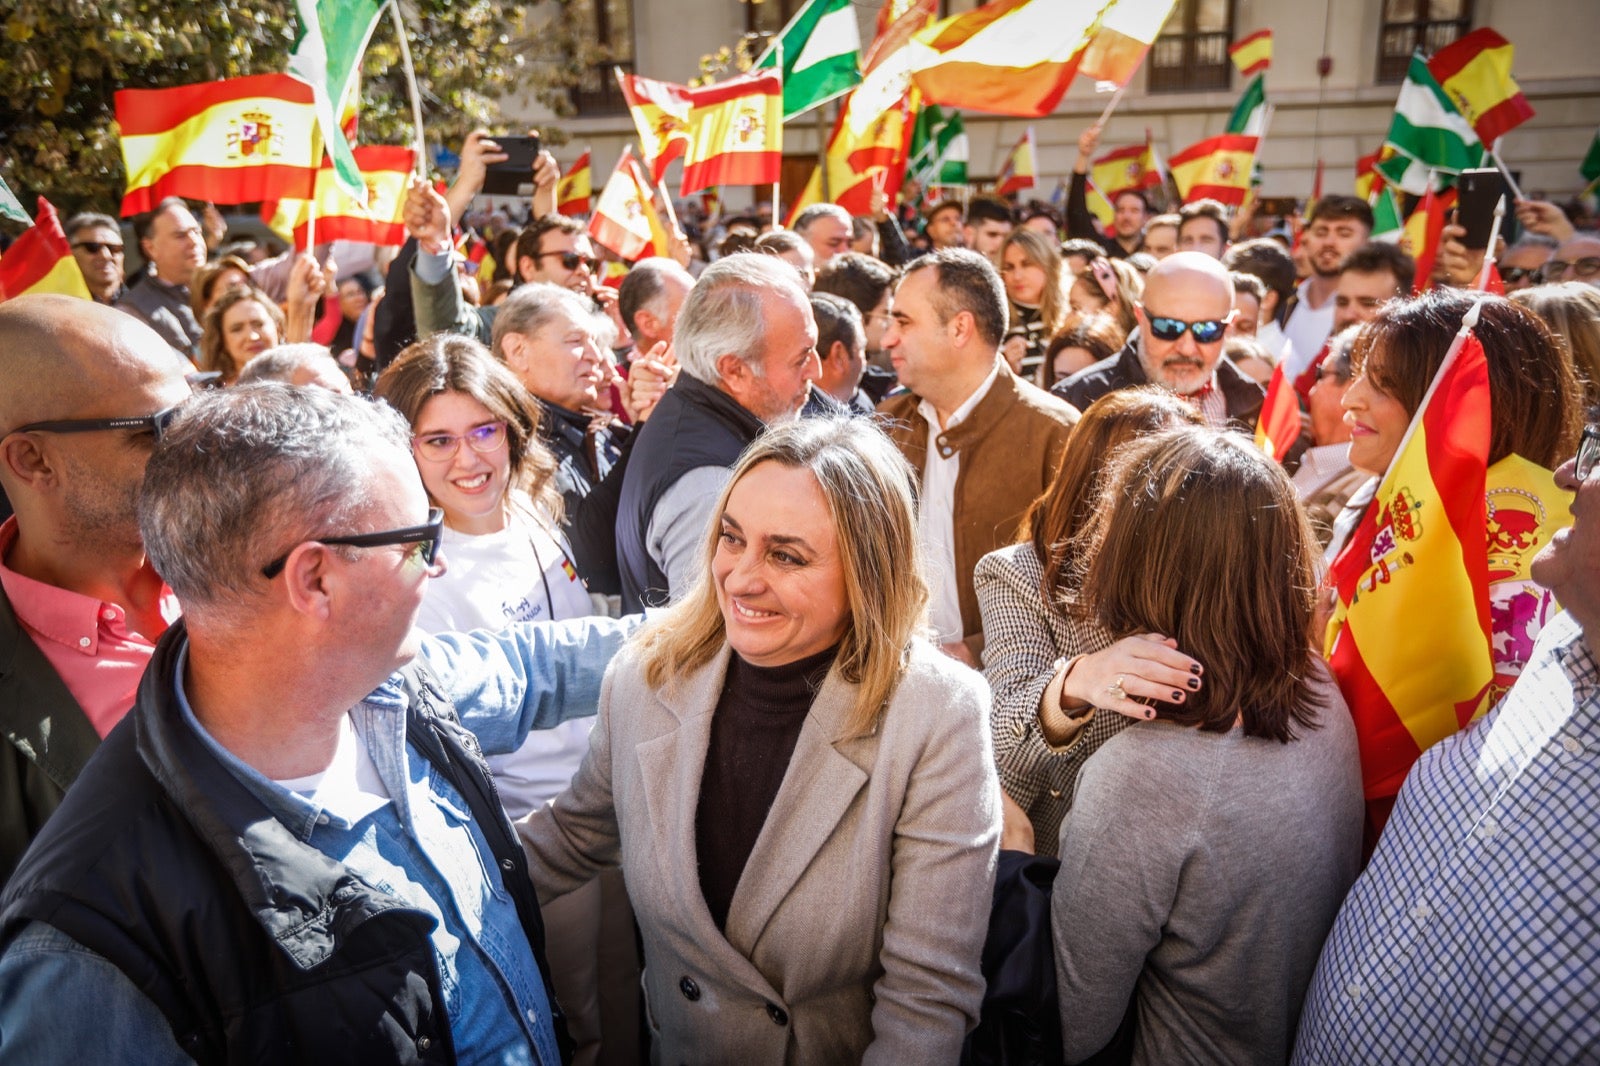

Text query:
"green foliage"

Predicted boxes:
[[0, 0, 588, 217]]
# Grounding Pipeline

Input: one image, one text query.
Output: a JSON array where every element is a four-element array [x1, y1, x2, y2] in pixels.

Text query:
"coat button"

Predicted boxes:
[[766, 1002, 788, 1027], [679, 975, 700, 1001], [417, 1035, 432, 1051]]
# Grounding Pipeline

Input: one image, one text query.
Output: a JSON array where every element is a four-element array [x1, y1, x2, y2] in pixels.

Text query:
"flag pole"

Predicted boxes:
[[305, 200, 316, 255], [1489, 138, 1526, 202], [388, 0, 428, 179], [1092, 85, 1127, 130], [1474, 194, 1507, 291], [772, 37, 784, 229]]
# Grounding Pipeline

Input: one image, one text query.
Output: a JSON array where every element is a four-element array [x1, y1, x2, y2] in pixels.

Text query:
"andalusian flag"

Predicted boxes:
[[588, 146, 670, 262], [1091, 136, 1162, 198], [1254, 362, 1301, 463], [289, 0, 384, 205], [994, 126, 1037, 197], [261, 145, 413, 249], [909, 104, 969, 188], [0, 199, 92, 301], [617, 72, 694, 184], [1227, 29, 1272, 77], [1427, 28, 1534, 146], [1325, 310, 1494, 805], [0, 175, 27, 225], [1370, 186, 1404, 239], [679, 71, 784, 195], [557, 150, 592, 216], [1375, 52, 1480, 195], [1225, 74, 1267, 137], [1169, 133, 1257, 206], [754, 0, 863, 120], [116, 73, 322, 216]]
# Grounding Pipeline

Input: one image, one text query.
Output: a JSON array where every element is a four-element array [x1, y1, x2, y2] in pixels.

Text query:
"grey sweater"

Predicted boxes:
[[1052, 670, 1362, 1066]]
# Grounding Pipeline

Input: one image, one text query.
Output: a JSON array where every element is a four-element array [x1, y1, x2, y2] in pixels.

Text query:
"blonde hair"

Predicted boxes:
[[635, 417, 926, 737], [1000, 227, 1067, 336]]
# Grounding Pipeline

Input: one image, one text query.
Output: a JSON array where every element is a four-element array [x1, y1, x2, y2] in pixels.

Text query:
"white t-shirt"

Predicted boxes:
[[1281, 278, 1336, 381], [415, 497, 596, 818]]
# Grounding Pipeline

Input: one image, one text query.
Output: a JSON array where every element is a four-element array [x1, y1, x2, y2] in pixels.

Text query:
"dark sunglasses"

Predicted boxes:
[[260, 507, 445, 579], [1577, 425, 1600, 482], [538, 251, 599, 272], [1143, 310, 1236, 344], [1541, 257, 1600, 282], [71, 240, 124, 256], [5, 405, 181, 443], [1499, 265, 1539, 284]]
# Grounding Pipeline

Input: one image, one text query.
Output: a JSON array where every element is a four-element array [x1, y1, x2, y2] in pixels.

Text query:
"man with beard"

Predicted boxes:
[[0, 296, 193, 884], [1281, 196, 1372, 381], [1054, 252, 1264, 430]]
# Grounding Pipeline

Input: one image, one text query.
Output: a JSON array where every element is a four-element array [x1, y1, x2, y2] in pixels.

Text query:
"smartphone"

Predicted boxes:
[[482, 134, 541, 196], [1457, 168, 1509, 250]]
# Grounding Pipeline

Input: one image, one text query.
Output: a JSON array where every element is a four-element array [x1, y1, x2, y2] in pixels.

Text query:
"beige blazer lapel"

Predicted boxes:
[[723, 666, 872, 955], [635, 644, 785, 999]]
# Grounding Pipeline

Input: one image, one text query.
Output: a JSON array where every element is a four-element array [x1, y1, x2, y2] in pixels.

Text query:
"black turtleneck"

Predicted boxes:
[[695, 644, 839, 931]]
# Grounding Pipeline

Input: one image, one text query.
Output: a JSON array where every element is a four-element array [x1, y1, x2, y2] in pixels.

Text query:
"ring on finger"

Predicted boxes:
[[1107, 675, 1127, 701]]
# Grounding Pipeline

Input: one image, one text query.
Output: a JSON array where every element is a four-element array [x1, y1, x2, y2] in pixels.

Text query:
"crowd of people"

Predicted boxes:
[[0, 118, 1597, 1065]]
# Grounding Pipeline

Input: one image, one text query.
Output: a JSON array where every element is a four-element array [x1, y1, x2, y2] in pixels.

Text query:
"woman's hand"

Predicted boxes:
[[1061, 633, 1202, 721]]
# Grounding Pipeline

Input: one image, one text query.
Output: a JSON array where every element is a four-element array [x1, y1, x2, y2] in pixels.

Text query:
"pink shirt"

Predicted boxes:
[[0, 518, 181, 737]]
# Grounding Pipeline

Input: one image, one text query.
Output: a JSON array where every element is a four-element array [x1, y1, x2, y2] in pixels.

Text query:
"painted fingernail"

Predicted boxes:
[[1187, 677, 1201, 689], [1172, 691, 1184, 701], [1145, 709, 1156, 719], [1190, 663, 1203, 675]]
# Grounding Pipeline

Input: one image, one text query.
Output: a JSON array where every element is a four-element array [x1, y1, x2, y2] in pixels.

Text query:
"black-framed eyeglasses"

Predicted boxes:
[[71, 240, 124, 256], [1143, 309, 1236, 344], [4, 405, 181, 443], [1541, 257, 1600, 282], [1576, 425, 1600, 482], [538, 251, 599, 272], [260, 507, 445, 579]]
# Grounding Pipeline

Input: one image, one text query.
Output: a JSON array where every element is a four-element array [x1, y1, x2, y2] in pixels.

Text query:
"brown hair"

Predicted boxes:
[[1075, 426, 1324, 742], [1041, 312, 1126, 387], [1352, 290, 1581, 468], [1070, 256, 1142, 334], [374, 333, 562, 525], [1511, 281, 1600, 412], [199, 285, 284, 382], [190, 255, 254, 319], [1000, 227, 1067, 337], [1025, 387, 1201, 603]]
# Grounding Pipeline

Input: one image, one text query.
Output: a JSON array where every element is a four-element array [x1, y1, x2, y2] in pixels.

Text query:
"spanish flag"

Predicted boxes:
[[588, 146, 670, 263], [1402, 186, 1455, 294], [557, 150, 592, 216], [0, 198, 92, 301], [1427, 28, 1534, 146], [260, 145, 414, 250], [1091, 137, 1161, 198], [785, 90, 913, 224], [1253, 361, 1301, 463], [1169, 133, 1257, 206], [994, 127, 1037, 197], [1074, 0, 1180, 88], [1355, 148, 1387, 202], [679, 71, 784, 196], [906, 0, 1102, 119], [116, 73, 322, 217], [1227, 29, 1272, 77], [1325, 313, 1493, 812], [617, 71, 693, 184], [1083, 178, 1115, 232]]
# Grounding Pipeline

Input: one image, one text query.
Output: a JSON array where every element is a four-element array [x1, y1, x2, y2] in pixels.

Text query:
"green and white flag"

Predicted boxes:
[[1375, 52, 1481, 196], [1370, 187, 1404, 240], [290, 0, 385, 205], [754, 0, 862, 121], [909, 105, 969, 187], [0, 174, 29, 225], [1224, 74, 1266, 137]]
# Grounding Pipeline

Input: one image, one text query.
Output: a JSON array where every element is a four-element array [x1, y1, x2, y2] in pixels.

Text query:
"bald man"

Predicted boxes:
[[0, 296, 192, 884], [1053, 251, 1265, 429]]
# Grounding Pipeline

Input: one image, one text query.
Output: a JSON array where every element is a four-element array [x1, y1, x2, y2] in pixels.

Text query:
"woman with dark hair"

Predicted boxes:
[[1042, 312, 1126, 388], [977, 387, 1201, 855], [1334, 289, 1582, 831], [1051, 426, 1362, 1066], [519, 416, 1000, 1062]]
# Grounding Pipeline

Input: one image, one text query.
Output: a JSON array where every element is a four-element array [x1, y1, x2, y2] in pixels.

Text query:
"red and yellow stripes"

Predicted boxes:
[[1253, 362, 1301, 463], [1228, 29, 1273, 78], [618, 72, 693, 185], [117, 73, 322, 216], [1169, 133, 1257, 206], [1427, 27, 1534, 145], [679, 72, 783, 195], [1325, 328, 1493, 804], [557, 150, 593, 216], [588, 147, 670, 263], [261, 145, 414, 250], [1091, 140, 1161, 199], [0, 198, 91, 301]]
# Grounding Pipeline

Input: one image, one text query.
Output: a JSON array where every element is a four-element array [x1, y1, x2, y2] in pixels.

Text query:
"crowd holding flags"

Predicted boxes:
[[993, 128, 1038, 197], [588, 146, 672, 262], [0, 198, 92, 301]]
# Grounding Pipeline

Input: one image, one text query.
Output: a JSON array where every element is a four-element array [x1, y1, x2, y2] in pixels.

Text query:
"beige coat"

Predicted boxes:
[[518, 637, 1002, 1065]]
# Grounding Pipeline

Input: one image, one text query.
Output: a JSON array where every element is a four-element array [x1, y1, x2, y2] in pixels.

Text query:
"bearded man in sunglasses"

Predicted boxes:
[[0, 383, 635, 1064], [1054, 251, 1265, 430]]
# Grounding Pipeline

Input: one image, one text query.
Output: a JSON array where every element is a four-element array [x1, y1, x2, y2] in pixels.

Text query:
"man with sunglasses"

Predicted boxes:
[[1294, 425, 1600, 1063], [0, 296, 193, 885], [63, 212, 127, 305], [0, 384, 634, 1064], [1054, 252, 1265, 430]]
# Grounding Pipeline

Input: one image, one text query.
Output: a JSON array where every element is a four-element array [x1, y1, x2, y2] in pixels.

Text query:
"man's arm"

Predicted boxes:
[[0, 924, 193, 1064], [873, 190, 912, 267], [1063, 124, 1105, 242], [419, 614, 641, 756], [648, 466, 733, 600], [402, 177, 493, 343]]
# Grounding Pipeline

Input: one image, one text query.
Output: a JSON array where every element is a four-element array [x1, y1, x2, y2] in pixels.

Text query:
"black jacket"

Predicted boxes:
[[1052, 337, 1265, 431], [614, 374, 765, 614], [0, 622, 568, 1065]]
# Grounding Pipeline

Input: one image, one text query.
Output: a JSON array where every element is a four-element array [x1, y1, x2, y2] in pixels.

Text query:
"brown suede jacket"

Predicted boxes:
[[879, 366, 1080, 657]]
